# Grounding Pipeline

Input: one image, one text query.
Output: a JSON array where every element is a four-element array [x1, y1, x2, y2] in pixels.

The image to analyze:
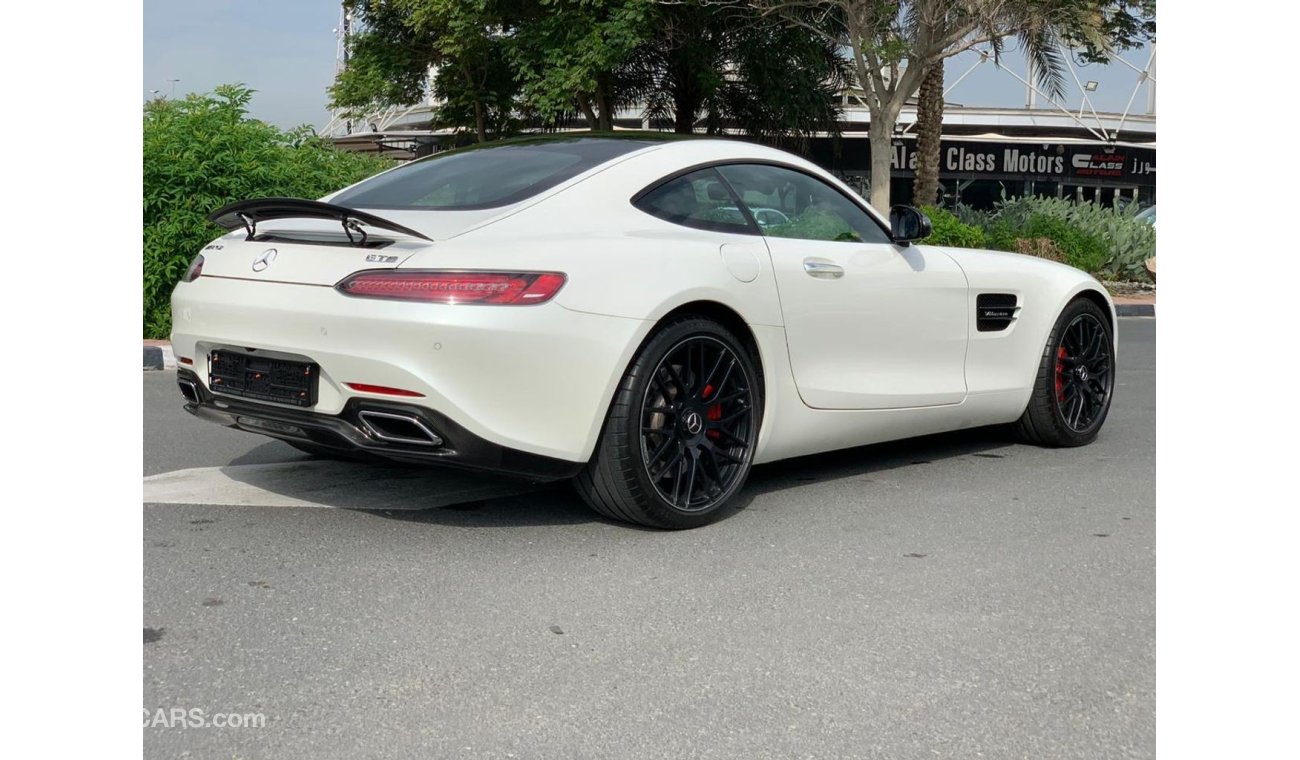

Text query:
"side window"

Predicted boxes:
[[633, 168, 755, 234], [715, 164, 891, 244]]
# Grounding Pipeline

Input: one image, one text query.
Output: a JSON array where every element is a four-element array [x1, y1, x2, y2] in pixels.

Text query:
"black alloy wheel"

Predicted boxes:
[[575, 317, 763, 529], [640, 335, 756, 512], [1017, 297, 1115, 447], [1053, 312, 1113, 432]]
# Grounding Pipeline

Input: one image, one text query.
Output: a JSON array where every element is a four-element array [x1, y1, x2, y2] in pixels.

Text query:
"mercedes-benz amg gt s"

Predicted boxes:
[[172, 134, 1116, 528]]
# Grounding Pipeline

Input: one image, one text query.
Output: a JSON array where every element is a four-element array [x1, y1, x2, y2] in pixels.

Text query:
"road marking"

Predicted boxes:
[[143, 460, 541, 510]]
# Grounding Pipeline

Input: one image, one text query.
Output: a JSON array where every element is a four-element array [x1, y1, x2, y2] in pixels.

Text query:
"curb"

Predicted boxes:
[[144, 344, 176, 371], [1115, 304, 1156, 318]]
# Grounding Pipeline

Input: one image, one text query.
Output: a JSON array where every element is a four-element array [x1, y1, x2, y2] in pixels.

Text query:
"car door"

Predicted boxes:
[[715, 163, 968, 410]]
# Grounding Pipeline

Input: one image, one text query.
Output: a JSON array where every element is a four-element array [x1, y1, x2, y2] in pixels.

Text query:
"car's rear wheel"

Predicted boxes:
[[575, 316, 762, 529], [1017, 297, 1115, 447]]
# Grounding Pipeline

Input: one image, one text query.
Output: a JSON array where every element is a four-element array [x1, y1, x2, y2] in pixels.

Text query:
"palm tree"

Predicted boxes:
[[913, 2, 1075, 207], [912, 58, 947, 208]]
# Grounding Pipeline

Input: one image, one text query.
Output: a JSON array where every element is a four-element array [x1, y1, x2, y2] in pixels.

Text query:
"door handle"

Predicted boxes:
[[803, 259, 844, 279]]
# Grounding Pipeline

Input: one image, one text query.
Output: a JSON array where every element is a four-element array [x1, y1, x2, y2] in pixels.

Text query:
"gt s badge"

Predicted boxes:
[[366, 254, 399, 264], [251, 248, 277, 272]]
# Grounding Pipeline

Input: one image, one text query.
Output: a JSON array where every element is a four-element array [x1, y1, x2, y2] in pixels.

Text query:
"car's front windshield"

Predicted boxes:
[[331, 138, 659, 211]]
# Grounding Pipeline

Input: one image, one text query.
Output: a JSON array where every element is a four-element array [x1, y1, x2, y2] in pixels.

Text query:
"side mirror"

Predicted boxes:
[[889, 205, 932, 245]]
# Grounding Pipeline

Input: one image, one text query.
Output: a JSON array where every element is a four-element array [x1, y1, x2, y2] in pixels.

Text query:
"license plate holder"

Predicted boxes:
[[208, 350, 319, 407]]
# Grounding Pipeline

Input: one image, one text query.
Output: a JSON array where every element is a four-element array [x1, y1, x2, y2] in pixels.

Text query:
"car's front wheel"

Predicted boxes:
[[1017, 297, 1115, 446], [575, 316, 763, 529]]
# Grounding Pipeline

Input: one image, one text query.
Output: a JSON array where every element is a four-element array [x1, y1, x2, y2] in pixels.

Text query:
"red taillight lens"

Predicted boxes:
[[343, 382, 425, 398], [182, 254, 205, 283], [336, 270, 566, 305]]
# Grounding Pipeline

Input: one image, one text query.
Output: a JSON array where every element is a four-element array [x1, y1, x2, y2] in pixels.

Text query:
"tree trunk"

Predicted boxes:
[[576, 93, 598, 129], [461, 63, 489, 143], [867, 114, 895, 211], [913, 59, 944, 207], [673, 102, 695, 133], [595, 73, 614, 131], [670, 57, 702, 133], [672, 72, 697, 133], [472, 100, 487, 143]]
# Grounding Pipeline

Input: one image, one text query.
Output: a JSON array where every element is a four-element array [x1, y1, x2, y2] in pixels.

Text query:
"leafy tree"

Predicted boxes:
[[330, 0, 520, 143], [629, 1, 724, 134], [629, 1, 848, 144], [508, 0, 657, 130], [329, 0, 846, 144], [329, 1, 434, 112], [143, 85, 391, 337], [332, 0, 657, 135]]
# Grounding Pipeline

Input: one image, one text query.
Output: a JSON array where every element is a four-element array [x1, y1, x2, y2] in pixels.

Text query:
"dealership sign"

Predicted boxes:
[[881, 140, 1154, 182]]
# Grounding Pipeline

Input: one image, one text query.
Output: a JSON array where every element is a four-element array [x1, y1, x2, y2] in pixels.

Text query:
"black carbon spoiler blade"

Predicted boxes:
[[208, 198, 432, 245]]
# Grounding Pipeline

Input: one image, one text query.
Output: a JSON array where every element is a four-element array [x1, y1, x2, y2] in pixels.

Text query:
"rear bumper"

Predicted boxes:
[[171, 276, 650, 463], [176, 369, 584, 481]]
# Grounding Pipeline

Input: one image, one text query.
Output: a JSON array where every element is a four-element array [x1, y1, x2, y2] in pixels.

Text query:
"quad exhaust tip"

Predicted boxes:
[[178, 378, 201, 404], [358, 410, 444, 447]]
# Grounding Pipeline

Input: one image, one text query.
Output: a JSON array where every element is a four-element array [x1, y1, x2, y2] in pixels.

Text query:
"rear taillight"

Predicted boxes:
[[336, 270, 566, 305], [181, 254, 205, 283]]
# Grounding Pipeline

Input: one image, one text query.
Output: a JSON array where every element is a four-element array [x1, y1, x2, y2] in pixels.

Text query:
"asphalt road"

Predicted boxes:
[[143, 318, 1155, 759]]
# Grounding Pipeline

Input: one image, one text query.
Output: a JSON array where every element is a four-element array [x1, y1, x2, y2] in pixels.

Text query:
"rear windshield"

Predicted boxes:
[[330, 138, 658, 210]]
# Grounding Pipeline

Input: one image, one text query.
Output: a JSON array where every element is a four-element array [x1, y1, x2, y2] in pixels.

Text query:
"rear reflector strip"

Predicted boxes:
[[344, 382, 425, 398], [181, 254, 204, 283]]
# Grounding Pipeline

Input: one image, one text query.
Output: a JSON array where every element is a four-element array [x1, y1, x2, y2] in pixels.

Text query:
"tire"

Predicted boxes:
[[1017, 297, 1115, 447], [575, 316, 764, 529]]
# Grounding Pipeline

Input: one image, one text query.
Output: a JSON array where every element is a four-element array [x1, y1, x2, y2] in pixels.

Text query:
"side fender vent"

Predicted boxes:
[[976, 293, 1019, 332]]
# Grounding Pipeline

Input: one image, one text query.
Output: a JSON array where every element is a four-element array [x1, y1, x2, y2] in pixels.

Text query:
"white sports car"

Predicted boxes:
[[171, 134, 1116, 528]]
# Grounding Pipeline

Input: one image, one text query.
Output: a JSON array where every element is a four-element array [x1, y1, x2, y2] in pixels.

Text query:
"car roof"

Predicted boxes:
[[428, 131, 803, 162]]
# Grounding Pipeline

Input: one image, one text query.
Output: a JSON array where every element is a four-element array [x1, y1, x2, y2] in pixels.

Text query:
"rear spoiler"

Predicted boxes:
[[208, 198, 432, 245]]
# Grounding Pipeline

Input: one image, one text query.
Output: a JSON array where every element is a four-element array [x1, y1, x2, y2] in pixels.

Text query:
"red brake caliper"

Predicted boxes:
[[703, 384, 722, 440], [1054, 347, 1067, 402]]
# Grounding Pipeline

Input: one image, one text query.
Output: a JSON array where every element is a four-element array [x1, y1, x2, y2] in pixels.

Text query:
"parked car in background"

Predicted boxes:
[[1135, 204, 1156, 229]]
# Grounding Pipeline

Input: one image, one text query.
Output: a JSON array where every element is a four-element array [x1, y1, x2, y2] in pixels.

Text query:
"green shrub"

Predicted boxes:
[[143, 85, 393, 337], [983, 220, 1019, 252], [1018, 214, 1109, 274], [1012, 236, 1067, 264], [950, 202, 995, 230], [1061, 201, 1155, 282], [977, 194, 1154, 281], [919, 206, 986, 248]]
